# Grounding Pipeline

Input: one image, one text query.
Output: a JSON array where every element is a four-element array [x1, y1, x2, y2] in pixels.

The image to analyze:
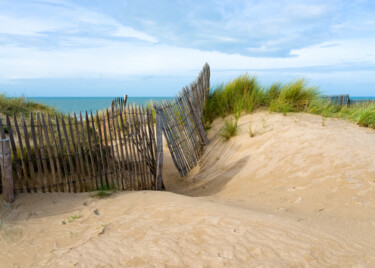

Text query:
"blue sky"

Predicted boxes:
[[1, 0, 375, 96]]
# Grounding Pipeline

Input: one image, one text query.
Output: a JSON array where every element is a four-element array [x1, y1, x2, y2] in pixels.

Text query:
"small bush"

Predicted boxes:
[[220, 118, 238, 141]]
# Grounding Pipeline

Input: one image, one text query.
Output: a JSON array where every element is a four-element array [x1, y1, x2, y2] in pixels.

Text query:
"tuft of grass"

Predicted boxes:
[[146, 100, 156, 123], [322, 116, 327, 127], [91, 185, 115, 198], [269, 79, 319, 113], [67, 215, 80, 223], [220, 118, 238, 141], [204, 74, 265, 123], [248, 121, 256, 137], [357, 105, 375, 128]]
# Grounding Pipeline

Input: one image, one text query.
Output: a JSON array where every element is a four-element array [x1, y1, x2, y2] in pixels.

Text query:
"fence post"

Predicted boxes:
[[155, 108, 165, 190], [0, 139, 14, 203]]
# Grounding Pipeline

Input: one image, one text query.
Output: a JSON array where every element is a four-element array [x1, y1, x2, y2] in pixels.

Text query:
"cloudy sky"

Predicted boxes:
[[1, 0, 375, 96]]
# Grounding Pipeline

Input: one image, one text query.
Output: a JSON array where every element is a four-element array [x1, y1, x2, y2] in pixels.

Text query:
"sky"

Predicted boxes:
[[0, 0, 375, 97]]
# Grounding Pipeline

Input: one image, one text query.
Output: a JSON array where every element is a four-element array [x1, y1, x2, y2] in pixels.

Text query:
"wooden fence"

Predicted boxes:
[[154, 63, 210, 177], [0, 104, 159, 194], [325, 95, 375, 106], [111, 95, 128, 112]]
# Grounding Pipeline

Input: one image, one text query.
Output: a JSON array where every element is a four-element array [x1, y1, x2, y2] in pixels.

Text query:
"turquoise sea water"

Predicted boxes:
[[28, 97, 173, 114], [27, 96, 375, 114]]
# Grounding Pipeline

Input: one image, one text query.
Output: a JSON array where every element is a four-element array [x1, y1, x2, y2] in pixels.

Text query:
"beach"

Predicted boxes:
[[1, 111, 375, 267]]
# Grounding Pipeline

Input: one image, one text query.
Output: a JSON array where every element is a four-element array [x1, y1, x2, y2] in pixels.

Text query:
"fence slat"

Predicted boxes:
[[126, 105, 139, 189], [0, 139, 14, 203], [112, 109, 125, 190], [21, 115, 36, 192], [68, 114, 82, 192], [118, 108, 133, 190], [147, 107, 157, 187], [61, 115, 76, 192], [129, 105, 143, 189], [30, 114, 45, 192], [106, 109, 120, 189], [13, 115, 27, 193], [0, 118, 6, 139], [185, 88, 209, 146], [36, 114, 50, 192], [40, 114, 57, 192], [80, 112, 93, 191], [155, 108, 164, 190], [5, 114, 23, 193], [85, 111, 98, 191], [91, 111, 104, 189], [96, 111, 109, 188], [46, 114, 64, 192], [55, 114, 70, 192], [138, 105, 151, 189], [73, 113, 87, 192]]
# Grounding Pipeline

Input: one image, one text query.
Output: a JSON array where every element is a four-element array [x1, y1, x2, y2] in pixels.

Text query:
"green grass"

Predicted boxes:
[[204, 74, 265, 123], [91, 185, 115, 198], [269, 79, 319, 113], [0, 94, 57, 116], [204, 75, 375, 130], [220, 118, 238, 141]]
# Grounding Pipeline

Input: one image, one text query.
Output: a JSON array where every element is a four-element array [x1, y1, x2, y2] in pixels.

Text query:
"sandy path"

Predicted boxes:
[[1, 111, 375, 267], [1, 192, 374, 267]]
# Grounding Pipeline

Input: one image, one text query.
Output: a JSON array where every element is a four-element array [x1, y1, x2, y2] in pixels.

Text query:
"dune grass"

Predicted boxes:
[[308, 98, 375, 128], [0, 94, 57, 116], [220, 118, 238, 141], [204, 74, 375, 129]]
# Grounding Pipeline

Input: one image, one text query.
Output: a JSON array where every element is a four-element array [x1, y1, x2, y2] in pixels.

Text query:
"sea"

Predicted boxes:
[[28, 97, 173, 114], [27, 96, 375, 115]]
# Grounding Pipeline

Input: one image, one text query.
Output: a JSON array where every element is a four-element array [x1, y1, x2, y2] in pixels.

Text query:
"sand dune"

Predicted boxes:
[[1, 111, 375, 267]]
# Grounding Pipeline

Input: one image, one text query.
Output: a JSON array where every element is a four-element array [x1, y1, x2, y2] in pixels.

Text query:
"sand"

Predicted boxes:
[[1, 111, 375, 267]]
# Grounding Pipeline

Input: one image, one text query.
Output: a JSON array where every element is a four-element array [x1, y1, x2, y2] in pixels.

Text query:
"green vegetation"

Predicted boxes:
[[204, 74, 375, 129], [91, 185, 115, 198], [220, 118, 238, 141], [308, 98, 375, 128], [0, 94, 57, 116]]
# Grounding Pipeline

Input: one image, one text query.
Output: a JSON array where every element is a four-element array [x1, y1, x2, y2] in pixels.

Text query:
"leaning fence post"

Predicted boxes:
[[0, 139, 14, 203], [155, 108, 165, 190]]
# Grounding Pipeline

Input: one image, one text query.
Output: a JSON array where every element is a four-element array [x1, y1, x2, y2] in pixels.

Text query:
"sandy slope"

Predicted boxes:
[[1, 111, 375, 267]]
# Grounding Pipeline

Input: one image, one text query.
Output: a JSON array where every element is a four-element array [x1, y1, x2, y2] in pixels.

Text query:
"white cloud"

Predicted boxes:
[[0, 3, 158, 43], [0, 15, 64, 36], [113, 26, 158, 43], [0, 38, 374, 80]]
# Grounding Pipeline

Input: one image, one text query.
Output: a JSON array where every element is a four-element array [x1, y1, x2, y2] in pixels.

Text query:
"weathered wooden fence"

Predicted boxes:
[[111, 95, 128, 112], [325, 95, 375, 106], [154, 63, 210, 177], [325, 95, 351, 106], [0, 104, 159, 194]]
